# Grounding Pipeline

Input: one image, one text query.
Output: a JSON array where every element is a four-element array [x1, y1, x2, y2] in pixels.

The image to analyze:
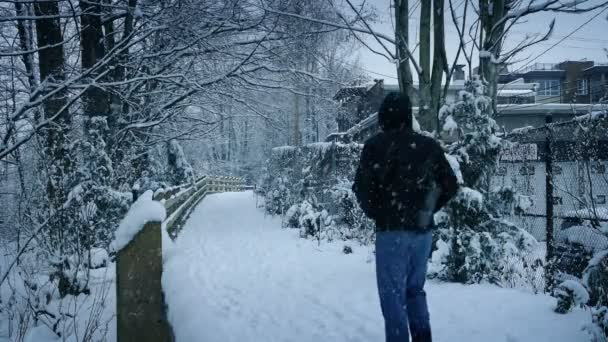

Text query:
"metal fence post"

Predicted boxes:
[[545, 114, 555, 292]]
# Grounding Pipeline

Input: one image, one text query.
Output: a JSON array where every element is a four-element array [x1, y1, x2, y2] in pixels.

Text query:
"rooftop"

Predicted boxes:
[[520, 63, 564, 73], [583, 62, 608, 72]]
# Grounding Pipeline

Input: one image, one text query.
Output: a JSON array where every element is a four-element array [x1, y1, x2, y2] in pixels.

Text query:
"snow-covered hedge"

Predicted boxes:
[[262, 142, 372, 243]]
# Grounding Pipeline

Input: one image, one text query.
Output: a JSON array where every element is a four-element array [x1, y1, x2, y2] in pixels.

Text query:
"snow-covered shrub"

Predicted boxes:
[[554, 279, 590, 314], [266, 176, 293, 215], [585, 306, 608, 342], [433, 79, 540, 288], [285, 199, 338, 242], [329, 180, 374, 243], [429, 219, 540, 287], [59, 117, 130, 296], [585, 251, 608, 307], [86, 247, 110, 269], [262, 142, 364, 243], [580, 251, 608, 340], [284, 200, 315, 229]]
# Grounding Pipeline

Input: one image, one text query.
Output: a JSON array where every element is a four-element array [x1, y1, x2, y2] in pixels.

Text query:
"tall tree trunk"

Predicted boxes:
[[80, 0, 110, 122], [293, 93, 301, 146], [108, 0, 137, 184], [417, 0, 434, 131], [479, 0, 508, 111], [394, 0, 414, 99], [430, 0, 448, 130], [15, 1, 37, 94], [109, 0, 138, 134], [33, 0, 72, 264]]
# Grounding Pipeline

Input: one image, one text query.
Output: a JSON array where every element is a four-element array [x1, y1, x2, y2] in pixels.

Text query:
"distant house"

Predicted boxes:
[[327, 102, 605, 144], [583, 63, 608, 103], [334, 68, 537, 133], [498, 60, 608, 104]]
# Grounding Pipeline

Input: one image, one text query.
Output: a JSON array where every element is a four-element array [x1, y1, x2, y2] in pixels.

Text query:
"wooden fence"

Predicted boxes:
[[116, 176, 245, 342]]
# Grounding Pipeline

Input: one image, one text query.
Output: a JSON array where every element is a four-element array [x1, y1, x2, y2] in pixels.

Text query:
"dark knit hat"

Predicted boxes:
[[378, 92, 412, 131]]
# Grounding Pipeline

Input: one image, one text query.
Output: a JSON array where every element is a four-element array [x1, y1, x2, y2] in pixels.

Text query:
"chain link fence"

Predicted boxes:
[[492, 114, 608, 292]]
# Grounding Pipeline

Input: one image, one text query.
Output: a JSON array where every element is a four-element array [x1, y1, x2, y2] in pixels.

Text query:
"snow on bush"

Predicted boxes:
[[556, 223, 608, 253], [110, 190, 167, 252], [583, 250, 608, 307], [86, 247, 109, 269], [584, 306, 608, 342], [458, 187, 483, 209], [515, 194, 533, 213], [265, 176, 293, 215], [554, 279, 590, 314], [262, 142, 366, 243], [284, 199, 339, 242], [432, 79, 541, 289], [167, 139, 195, 185], [442, 115, 458, 133]]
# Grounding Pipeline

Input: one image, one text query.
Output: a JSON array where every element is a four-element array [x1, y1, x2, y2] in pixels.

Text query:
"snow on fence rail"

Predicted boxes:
[[115, 175, 245, 342]]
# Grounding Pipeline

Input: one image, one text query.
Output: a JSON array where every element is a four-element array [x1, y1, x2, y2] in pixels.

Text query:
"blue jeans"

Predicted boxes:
[[375, 230, 433, 342]]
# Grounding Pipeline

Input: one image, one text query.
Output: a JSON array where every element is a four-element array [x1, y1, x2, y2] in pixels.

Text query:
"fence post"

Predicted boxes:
[[545, 114, 555, 292], [116, 221, 172, 342]]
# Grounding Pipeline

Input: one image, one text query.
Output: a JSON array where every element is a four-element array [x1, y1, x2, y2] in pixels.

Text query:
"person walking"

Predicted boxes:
[[352, 93, 458, 342]]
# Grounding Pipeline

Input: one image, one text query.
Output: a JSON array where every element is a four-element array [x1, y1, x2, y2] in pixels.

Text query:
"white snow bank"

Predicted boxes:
[[24, 325, 59, 342], [110, 190, 166, 252]]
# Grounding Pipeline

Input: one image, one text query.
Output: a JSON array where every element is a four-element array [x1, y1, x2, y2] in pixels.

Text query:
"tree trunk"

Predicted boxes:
[[430, 0, 448, 130], [293, 93, 301, 146], [33, 0, 72, 254], [394, 0, 414, 99], [110, 0, 138, 134], [479, 0, 507, 111], [416, 0, 434, 131], [15, 1, 37, 94], [80, 0, 110, 121]]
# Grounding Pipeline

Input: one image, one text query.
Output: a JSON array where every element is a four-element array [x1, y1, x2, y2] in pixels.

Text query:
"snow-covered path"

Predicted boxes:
[[162, 191, 590, 342]]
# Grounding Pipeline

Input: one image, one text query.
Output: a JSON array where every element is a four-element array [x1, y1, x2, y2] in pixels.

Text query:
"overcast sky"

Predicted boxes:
[[352, 0, 608, 84]]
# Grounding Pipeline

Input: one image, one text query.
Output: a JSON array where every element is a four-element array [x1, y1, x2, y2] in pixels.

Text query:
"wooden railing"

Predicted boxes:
[[116, 176, 245, 342]]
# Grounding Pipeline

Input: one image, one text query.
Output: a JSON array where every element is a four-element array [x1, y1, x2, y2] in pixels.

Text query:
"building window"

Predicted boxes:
[[576, 79, 589, 95], [535, 79, 560, 96], [519, 165, 535, 175], [596, 195, 607, 205]]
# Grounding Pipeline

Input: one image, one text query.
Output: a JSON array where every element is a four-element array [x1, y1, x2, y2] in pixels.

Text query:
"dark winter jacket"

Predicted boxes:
[[352, 93, 458, 232]]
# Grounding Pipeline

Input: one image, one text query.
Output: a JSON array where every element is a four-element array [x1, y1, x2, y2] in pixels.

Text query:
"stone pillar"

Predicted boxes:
[[116, 221, 172, 342]]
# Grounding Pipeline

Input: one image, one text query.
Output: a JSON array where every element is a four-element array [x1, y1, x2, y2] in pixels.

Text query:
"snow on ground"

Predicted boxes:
[[163, 191, 591, 342]]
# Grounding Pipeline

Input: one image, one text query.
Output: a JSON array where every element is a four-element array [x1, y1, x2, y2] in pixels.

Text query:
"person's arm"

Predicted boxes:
[[352, 143, 381, 220], [433, 145, 458, 212]]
